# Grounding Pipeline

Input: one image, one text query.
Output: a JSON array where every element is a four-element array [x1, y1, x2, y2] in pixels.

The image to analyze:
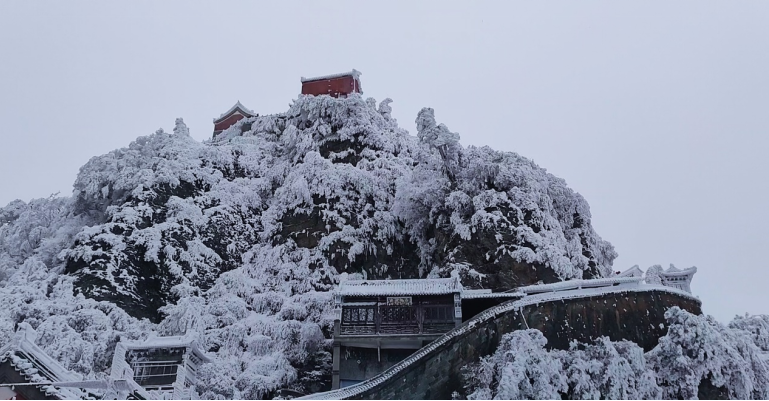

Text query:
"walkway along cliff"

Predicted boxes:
[[301, 275, 701, 400]]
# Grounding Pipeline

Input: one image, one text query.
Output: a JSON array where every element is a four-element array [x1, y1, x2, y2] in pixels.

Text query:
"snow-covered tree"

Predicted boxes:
[[464, 330, 567, 400], [729, 313, 769, 352], [563, 338, 661, 400], [647, 307, 769, 400], [416, 107, 462, 183], [378, 98, 394, 122], [173, 117, 191, 137], [645, 264, 663, 285]]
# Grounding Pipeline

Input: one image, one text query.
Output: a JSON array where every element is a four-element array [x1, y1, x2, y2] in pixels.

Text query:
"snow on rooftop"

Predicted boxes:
[[121, 333, 193, 349], [0, 323, 87, 400], [337, 277, 462, 297], [615, 265, 644, 278], [461, 290, 523, 300], [213, 100, 256, 123], [461, 289, 492, 296], [517, 276, 644, 295], [301, 69, 361, 83], [661, 265, 697, 277], [118, 332, 211, 362]]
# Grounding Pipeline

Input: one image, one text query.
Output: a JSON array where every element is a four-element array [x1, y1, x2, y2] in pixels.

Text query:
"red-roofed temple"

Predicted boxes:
[[213, 70, 363, 138], [212, 101, 256, 138]]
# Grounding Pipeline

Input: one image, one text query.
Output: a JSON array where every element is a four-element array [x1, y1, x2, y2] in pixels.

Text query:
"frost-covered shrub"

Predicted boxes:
[[464, 330, 567, 400], [644, 264, 663, 285], [0, 195, 89, 279], [398, 121, 617, 283], [563, 338, 661, 400], [464, 311, 769, 400], [0, 268, 152, 377], [416, 107, 462, 182], [729, 313, 769, 352], [648, 307, 769, 400]]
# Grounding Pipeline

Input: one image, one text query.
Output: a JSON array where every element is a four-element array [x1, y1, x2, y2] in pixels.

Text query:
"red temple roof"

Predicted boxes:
[[213, 101, 256, 124]]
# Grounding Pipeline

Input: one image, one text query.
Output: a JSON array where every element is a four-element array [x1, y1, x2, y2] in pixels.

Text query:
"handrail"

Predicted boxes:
[[340, 304, 454, 336], [517, 276, 644, 294]]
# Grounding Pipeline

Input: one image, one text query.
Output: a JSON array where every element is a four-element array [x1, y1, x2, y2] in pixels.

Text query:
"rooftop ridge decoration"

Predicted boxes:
[[662, 265, 697, 277], [213, 100, 256, 123]]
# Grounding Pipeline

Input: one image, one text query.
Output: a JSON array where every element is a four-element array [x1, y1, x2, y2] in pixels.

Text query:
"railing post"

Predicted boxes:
[[417, 305, 424, 334]]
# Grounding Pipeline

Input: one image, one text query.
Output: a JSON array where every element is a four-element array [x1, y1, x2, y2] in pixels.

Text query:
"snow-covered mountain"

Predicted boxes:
[[1, 94, 623, 398]]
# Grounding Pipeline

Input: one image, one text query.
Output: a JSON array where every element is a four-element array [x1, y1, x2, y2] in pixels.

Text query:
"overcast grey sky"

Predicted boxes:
[[1, 1, 767, 322]]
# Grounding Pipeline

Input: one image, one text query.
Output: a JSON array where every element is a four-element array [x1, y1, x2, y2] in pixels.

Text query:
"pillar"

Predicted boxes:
[[332, 345, 341, 389], [332, 318, 341, 389], [454, 293, 462, 327]]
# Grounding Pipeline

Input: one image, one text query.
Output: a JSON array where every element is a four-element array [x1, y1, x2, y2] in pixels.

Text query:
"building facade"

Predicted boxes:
[[658, 265, 697, 293], [110, 333, 210, 400], [301, 70, 362, 98], [331, 277, 463, 389]]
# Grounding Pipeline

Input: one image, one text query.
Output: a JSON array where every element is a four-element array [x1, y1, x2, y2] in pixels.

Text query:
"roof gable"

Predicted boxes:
[[213, 101, 256, 123], [660, 265, 697, 277], [616, 265, 644, 278]]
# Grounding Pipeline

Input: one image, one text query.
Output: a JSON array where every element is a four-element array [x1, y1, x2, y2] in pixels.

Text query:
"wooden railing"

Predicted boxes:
[[340, 304, 454, 336]]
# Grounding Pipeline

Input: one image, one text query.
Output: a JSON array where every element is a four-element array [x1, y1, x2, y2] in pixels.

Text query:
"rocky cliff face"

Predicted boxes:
[[0, 94, 618, 398]]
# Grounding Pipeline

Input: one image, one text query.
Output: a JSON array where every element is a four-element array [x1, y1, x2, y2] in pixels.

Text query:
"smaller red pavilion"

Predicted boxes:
[[301, 69, 362, 98], [212, 101, 256, 138]]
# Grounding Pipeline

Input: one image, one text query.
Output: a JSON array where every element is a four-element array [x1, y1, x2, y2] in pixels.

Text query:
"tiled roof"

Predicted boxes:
[[213, 101, 256, 123], [0, 323, 89, 400], [661, 266, 697, 277], [615, 265, 644, 278], [337, 277, 462, 297], [461, 290, 523, 300]]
